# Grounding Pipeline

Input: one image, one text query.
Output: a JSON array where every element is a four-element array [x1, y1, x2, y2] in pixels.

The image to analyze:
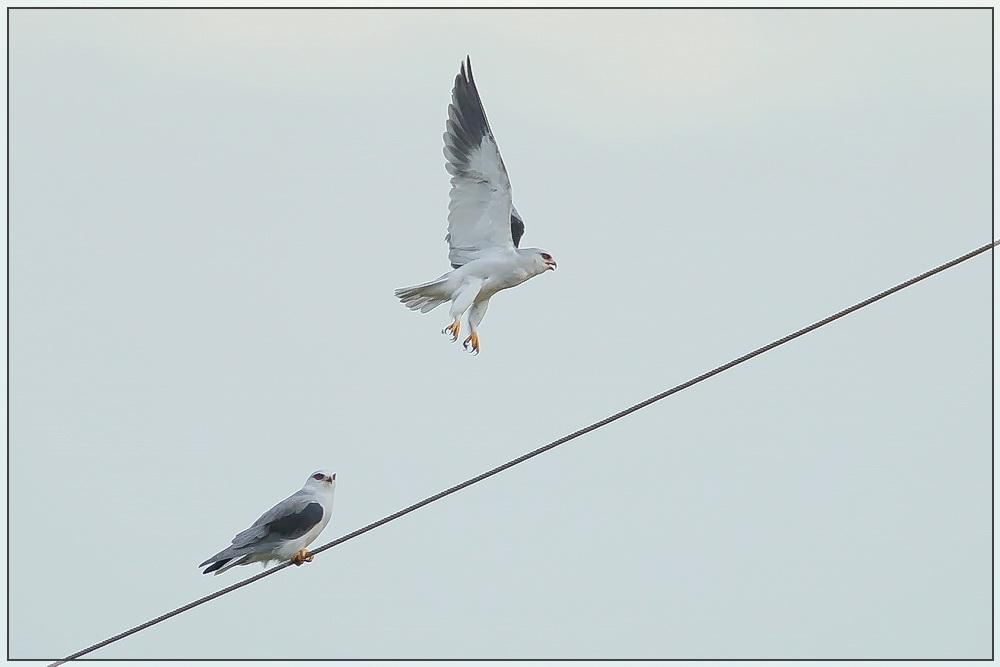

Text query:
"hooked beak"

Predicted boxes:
[[328, 474, 336, 482], [545, 260, 557, 271]]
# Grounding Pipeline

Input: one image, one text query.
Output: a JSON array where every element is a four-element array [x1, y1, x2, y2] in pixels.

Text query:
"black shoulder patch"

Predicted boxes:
[[268, 502, 324, 540], [510, 209, 525, 248]]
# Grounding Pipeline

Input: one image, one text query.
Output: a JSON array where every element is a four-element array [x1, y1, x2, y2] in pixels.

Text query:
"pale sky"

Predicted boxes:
[[7, 8, 992, 660]]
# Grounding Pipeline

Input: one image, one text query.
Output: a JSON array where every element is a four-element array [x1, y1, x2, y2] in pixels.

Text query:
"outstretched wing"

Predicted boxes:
[[443, 57, 523, 268]]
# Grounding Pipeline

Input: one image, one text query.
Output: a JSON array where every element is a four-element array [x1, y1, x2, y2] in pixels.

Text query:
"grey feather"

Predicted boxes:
[[199, 492, 324, 566]]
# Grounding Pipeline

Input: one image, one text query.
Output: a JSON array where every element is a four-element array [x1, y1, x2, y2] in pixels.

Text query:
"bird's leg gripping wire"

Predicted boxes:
[[290, 549, 315, 566]]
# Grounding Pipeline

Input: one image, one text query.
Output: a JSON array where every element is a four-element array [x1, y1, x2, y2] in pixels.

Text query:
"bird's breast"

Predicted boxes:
[[459, 254, 532, 296], [481, 268, 529, 296]]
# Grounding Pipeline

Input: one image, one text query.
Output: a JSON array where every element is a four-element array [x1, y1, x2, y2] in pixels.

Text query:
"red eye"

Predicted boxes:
[[313, 473, 325, 481], [541, 253, 552, 260]]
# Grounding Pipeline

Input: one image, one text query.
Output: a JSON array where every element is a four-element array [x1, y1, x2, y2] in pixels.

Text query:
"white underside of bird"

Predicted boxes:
[[396, 248, 552, 351]]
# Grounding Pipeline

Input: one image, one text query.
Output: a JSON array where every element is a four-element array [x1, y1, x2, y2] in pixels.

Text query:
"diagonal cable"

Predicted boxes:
[[50, 239, 997, 665]]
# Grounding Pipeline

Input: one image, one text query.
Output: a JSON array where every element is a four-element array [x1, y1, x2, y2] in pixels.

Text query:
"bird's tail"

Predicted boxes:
[[201, 554, 250, 576], [394, 276, 450, 313]]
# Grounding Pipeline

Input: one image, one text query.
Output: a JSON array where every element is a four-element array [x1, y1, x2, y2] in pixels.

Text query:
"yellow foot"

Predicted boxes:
[[462, 332, 480, 355], [442, 320, 460, 342], [290, 548, 314, 566]]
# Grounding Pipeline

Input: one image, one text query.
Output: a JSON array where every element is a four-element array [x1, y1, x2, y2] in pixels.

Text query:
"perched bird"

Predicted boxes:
[[395, 57, 556, 355], [200, 470, 336, 575]]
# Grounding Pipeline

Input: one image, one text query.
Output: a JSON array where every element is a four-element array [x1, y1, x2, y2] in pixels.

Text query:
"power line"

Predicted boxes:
[[50, 239, 997, 665]]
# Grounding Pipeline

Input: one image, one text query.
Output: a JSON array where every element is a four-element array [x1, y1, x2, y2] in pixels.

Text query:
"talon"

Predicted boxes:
[[290, 548, 314, 566], [442, 320, 460, 342], [462, 332, 480, 355]]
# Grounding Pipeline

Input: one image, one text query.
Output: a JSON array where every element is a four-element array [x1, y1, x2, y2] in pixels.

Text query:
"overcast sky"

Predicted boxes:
[[8, 8, 992, 661]]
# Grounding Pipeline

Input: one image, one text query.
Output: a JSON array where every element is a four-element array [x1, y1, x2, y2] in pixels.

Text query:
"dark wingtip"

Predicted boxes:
[[457, 56, 477, 88], [202, 559, 229, 575], [459, 56, 471, 85]]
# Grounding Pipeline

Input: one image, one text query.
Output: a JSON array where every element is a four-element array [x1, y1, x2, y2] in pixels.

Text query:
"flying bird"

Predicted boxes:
[[395, 57, 557, 355], [200, 470, 336, 575]]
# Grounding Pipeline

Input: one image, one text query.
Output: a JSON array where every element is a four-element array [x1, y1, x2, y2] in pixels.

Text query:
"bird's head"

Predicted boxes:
[[305, 470, 336, 489], [522, 248, 557, 274]]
